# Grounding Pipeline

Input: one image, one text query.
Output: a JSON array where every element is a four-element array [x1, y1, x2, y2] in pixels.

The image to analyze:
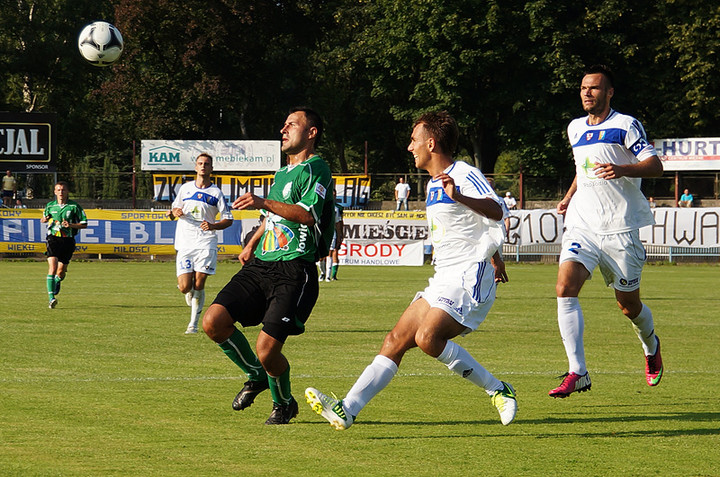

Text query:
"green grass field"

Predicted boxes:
[[1, 260, 719, 476]]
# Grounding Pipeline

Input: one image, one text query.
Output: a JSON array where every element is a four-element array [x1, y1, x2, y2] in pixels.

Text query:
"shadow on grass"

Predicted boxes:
[[316, 412, 720, 439]]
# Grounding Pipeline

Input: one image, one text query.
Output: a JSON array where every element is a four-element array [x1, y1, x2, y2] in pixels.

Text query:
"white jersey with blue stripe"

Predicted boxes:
[[172, 181, 233, 250], [566, 109, 656, 234], [425, 161, 505, 268]]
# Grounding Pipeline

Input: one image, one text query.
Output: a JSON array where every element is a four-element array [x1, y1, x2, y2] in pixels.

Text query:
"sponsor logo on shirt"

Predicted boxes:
[[261, 222, 294, 254]]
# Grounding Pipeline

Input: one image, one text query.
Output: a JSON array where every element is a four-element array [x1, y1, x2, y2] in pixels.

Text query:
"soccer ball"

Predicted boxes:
[[77, 21, 124, 66]]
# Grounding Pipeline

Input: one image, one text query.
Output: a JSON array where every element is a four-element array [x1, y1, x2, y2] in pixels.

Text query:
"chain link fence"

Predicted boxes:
[[7, 170, 718, 210]]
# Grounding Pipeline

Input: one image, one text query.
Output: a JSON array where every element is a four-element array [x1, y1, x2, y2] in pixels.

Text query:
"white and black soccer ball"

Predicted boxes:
[[77, 21, 124, 66]]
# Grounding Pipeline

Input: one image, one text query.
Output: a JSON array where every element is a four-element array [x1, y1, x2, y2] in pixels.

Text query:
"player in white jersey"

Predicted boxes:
[[549, 65, 665, 398], [305, 111, 517, 430], [168, 153, 233, 334]]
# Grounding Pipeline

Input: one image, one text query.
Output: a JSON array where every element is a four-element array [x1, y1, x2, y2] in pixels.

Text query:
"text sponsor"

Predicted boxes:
[[338, 240, 424, 266]]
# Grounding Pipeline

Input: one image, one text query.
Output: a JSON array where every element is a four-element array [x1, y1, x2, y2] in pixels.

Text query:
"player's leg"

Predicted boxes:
[[418, 266, 517, 425], [306, 300, 421, 430], [550, 257, 593, 398], [260, 259, 318, 424], [255, 330, 299, 424], [615, 288, 659, 354], [324, 254, 332, 281], [185, 272, 209, 333], [419, 306, 504, 391], [205, 265, 269, 411], [606, 231, 663, 386], [204, 303, 268, 408], [317, 257, 326, 281], [46, 255, 59, 307], [54, 261, 68, 295], [176, 251, 195, 308], [343, 298, 425, 409], [330, 249, 339, 279]]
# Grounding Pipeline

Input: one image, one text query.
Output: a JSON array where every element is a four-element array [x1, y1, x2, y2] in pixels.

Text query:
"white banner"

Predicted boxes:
[[505, 208, 720, 247], [338, 240, 425, 266], [141, 140, 280, 171], [654, 138, 720, 171]]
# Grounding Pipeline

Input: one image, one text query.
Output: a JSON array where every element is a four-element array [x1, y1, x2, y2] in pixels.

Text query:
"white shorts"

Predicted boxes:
[[413, 260, 497, 335], [176, 248, 218, 277], [559, 228, 646, 291]]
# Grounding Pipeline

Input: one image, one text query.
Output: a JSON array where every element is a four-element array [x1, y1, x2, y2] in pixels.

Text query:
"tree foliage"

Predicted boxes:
[[1, 0, 719, 179]]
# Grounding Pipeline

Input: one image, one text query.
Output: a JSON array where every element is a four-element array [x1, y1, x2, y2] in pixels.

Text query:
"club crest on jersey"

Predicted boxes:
[[282, 183, 293, 199], [586, 132, 594, 141]]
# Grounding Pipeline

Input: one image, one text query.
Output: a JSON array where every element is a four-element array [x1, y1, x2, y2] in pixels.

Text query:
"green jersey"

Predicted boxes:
[[255, 155, 335, 263], [43, 199, 87, 237]]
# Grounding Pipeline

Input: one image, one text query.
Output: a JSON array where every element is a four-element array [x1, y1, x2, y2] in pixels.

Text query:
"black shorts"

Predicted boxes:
[[2, 190, 13, 198], [212, 258, 319, 343], [45, 236, 76, 264]]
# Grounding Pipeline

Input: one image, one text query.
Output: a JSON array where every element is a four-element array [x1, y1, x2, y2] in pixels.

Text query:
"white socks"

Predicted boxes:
[[557, 297, 587, 375], [343, 355, 398, 417], [436, 341, 503, 395], [631, 304, 657, 355], [189, 289, 205, 328], [326, 257, 333, 278]]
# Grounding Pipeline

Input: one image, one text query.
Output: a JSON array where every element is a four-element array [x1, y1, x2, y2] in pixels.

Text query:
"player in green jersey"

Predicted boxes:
[[40, 181, 87, 308], [202, 107, 335, 424]]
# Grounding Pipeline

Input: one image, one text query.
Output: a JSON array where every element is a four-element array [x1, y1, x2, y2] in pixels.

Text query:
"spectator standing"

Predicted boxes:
[[394, 177, 411, 211], [2, 170, 17, 207], [503, 192, 517, 210]]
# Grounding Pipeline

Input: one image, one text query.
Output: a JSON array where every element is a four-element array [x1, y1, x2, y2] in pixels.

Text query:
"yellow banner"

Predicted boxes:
[[0, 208, 262, 255]]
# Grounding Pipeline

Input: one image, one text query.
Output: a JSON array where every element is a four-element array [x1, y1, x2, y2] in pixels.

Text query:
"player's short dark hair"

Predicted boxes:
[[584, 64, 615, 89], [289, 106, 324, 147], [413, 110, 459, 155], [55, 181, 70, 190], [196, 152, 213, 164]]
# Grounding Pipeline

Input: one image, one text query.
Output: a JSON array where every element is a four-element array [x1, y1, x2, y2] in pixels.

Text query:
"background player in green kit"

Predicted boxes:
[[202, 107, 335, 425], [40, 181, 87, 309]]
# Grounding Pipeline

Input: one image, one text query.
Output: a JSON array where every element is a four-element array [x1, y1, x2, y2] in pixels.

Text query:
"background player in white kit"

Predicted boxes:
[[305, 111, 517, 430], [549, 65, 665, 398], [168, 153, 233, 334]]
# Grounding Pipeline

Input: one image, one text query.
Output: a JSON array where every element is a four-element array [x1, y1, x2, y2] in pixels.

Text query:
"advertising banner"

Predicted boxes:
[[654, 138, 720, 171], [0, 112, 57, 172], [153, 173, 371, 209], [3, 207, 718, 258], [338, 240, 424, 266], [141, 140, 281, 172], [0, 209, 261, 255], [339, 210, 429, 266], [1, 208, 430, 263], [504, 207, 720, 247]]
